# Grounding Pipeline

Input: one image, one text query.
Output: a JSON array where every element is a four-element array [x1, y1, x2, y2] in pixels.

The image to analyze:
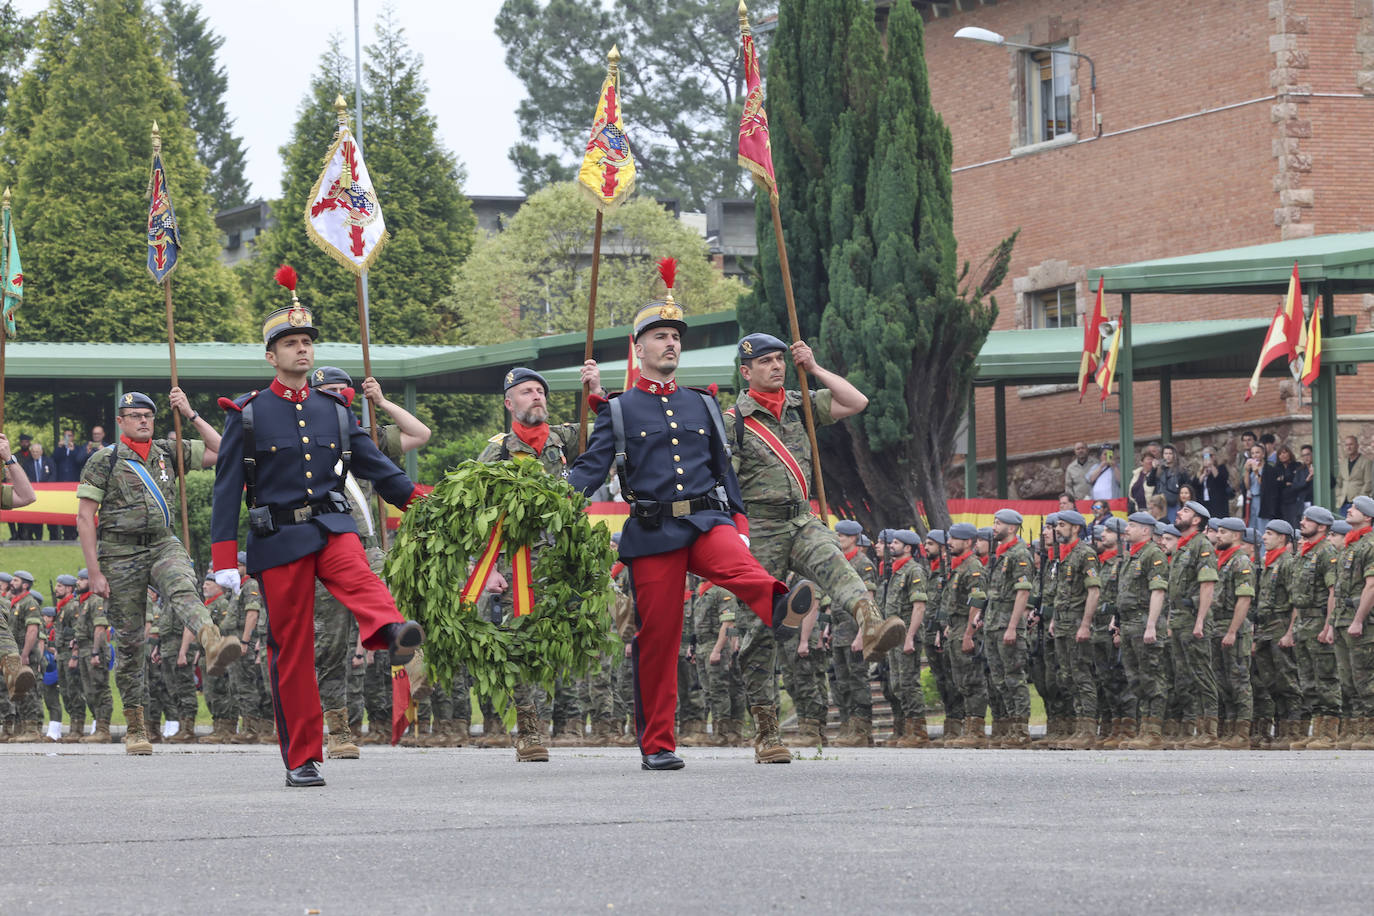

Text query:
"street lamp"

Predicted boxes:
[[954, 26, 1099, 136]]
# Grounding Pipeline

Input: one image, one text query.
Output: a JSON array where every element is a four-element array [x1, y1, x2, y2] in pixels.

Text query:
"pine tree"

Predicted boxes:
[[0, 0, 249, 345], [158, 0, 249, 210], [0, 1, 36, 137], [741, 0, 1013, 528]]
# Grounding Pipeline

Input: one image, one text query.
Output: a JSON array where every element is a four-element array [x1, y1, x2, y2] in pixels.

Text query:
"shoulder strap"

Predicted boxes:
[[732, 407, 745, 455], [609, 397, 634, 501], [242, 402, 258, 508], [699, 392, 731, 461], [106, 444, 118, 475], [336, 402, 353, 483]]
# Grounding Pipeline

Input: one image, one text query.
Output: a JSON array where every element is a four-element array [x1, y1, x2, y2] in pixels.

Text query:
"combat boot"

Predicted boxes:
[[1289, 718, 1314, 750], [1098, 718, 1124, 750], [721, 717, 747, 747], [1156, 718, 1180, 750], [420, 720, 452, 747], [229, 716, 257, 744], [676, 718, 708, 747], [198, 624, 243, 677], [697, 719, 728, 747], [325, 708, 360, 759], [832, 715, 871, 748], [255, 716, 277, 745], [1351, 720, 1374, 751], [751, 704, 792, 763], [474, 715, 508, 748], [896, 717, 931, 748], [452, 719, 471, 747], [1304, 715, 1339, 750], [168, 719, 199, 743], [123, 706, 153, 755], [1184, 716, 1220, 749], [614, 721, 638, 747], [1001, 717, 1032, 749], [61, 715, 85, 743], [514, 704, 549, 762], [1122, 716, 1164, 749], [1252, 718, 1271, 750], [2, 654, 35, 699], [783, 716, 823, 749], [1270, 719, 1300, 750], [948, 717, 986, 748], [855, 596, 906, 661], [936, 715, 963, 746], [1333, 717, 1358, 750], [198, 717, 233, 744], [1220, 720, 1251, 750], [81, 719, 111, 744], [1030, 716, 1058, 748], [1059, 717, 1095, 750], [11, 719, 42, 742], [585, 718, 613, 748]]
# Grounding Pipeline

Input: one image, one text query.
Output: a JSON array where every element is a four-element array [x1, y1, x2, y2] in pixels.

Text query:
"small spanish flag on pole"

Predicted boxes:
[[1078, 277, 1107, 402], [1096, 316, 1123, 402], [1300, 298, 1321, 387]]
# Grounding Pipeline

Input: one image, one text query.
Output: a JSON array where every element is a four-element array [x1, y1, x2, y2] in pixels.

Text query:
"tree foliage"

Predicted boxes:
[[740, 0, 1014, 529], [496, 0, 777, 209], [158, 0, 249, 210], [0, 1, 36, 138], [0, 0, 249, 344], [451, 181, 743, 345], [248, 11, 475, 348]]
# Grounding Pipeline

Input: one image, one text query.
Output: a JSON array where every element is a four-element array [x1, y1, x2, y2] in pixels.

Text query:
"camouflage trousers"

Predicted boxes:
[[145, 649, 170, 728], [1252, 636, 1302, 722], [42, 681, 61, 724], [204, 671, 235, 720], [948, 616, 989, 719], [702, 650, 746, 724], [427, 670, 471, 722], [831, 617, 870, 720], [160, 651, 199, 725], [983, 617, 1031, 719], [778, 628, 828, 721], [1120, 630, 1167, 720], [364, 650, 393, 729], [0, 620, 17, 655], [1029, 624, 1055, 718], [314, 579, 361, 712], [750, 514, 871, 626], [925, 631, 963, 721], [888, 639, 925, 720], [1212, 631, 1254, 721], [583, 652, 616, 724], [100, 539, 212, 710], [552, 676, 583, 730], [1051, 630, 1097, 720], [1337, 625, 1374, 717], [737, 617, 780, 708], [676, 654, 706, 724], [59, 660, 84, 722], [1168, 622, 1220, 719], [232, 651, 272, 719], [613, 646, 636, 724], [347, 652, 366, 730], [1090, 633, 1134, 720], [78, 651, 113, 722], [1293, 616, 1341, 716]]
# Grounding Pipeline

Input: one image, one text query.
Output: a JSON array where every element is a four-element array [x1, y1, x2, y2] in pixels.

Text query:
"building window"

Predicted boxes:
[[1030, 286, 1077, 329], [1024, 43, 1072, 144]]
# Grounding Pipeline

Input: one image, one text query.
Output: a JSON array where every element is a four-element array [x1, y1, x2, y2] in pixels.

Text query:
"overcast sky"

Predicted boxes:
[[13, 0, 527, 199]]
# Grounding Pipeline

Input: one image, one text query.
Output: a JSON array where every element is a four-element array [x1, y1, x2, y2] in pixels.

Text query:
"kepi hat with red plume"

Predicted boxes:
[[632, 256, 688, 339], [262, 263, 319, 347]]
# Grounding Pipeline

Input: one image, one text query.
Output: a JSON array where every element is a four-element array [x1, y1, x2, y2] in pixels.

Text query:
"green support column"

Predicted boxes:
[[994, 383, 1008, 498], [114, 380, 123, 413], [1116, 293, 1134, 497], [1158, 367, 1172, 446], [1313, 285, 1337, 508], [964, 387, 978, 499], [404, 381, 419, 481]]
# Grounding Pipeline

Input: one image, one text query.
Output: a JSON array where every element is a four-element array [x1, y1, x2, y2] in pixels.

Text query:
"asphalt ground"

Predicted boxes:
[[5, 742, 1372, 915]]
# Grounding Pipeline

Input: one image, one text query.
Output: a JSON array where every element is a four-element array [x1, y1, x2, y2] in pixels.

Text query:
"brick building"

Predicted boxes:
[[913, 0, 1374, 496]]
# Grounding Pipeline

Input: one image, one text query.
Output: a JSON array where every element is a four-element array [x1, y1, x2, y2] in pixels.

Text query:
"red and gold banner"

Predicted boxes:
[[389, 662, 416, 745], [737, 11, 777, 199], [577, 47, 636, 211]]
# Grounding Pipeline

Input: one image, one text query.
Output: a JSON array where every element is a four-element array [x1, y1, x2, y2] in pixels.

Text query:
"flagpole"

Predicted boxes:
[[578, 209, 603, 454]]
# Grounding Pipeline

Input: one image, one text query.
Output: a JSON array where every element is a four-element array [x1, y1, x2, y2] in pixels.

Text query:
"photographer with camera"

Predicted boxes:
[[1088, 444, 1119, 501]]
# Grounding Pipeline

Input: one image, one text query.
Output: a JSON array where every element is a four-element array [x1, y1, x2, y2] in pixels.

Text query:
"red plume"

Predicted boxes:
[[274, 264, 298, 292], [657, 256, 677, 291]]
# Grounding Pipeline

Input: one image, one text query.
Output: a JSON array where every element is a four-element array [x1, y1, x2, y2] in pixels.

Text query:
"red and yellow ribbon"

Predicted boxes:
[[460, 513, 535, 617]]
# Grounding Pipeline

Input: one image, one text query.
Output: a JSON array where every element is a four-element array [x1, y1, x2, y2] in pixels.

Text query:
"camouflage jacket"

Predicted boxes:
[[1093, 548, 1122, 635], [1211, 546, 1256, 637], [73, 591, 109, 651], [829, 547, 876, 639], [727, 388, 835, 511], [229, 577, 265, 639], [882, 555, 930, 624], [1115, 540, 1169, 631], [1050, 539, 1101, 628], [693, 585, 736, 652], [477, 423, 579, 479], [343, 424, 404, 548], [75, 437, 205, 542], [1334, 527, 1374, 627], [986, 539, 1034, 627], [1255, 545, 1301, 639], [206, 593, 236, 632], [923, 557, 947, 640], [54, 594, 79, 649], [9, 590, 41, 643], [937, 551, 986, 626], [1166, 530, 1219, 624], [1291, 538, 1339, 617]]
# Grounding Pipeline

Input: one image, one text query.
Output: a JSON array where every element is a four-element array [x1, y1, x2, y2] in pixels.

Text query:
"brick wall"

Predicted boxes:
[[915, 0, 1374, 482]]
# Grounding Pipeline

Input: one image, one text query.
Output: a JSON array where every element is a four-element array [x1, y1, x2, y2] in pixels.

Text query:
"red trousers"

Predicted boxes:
[[259, 532, 404, 769], [628, 525, 786, 754]]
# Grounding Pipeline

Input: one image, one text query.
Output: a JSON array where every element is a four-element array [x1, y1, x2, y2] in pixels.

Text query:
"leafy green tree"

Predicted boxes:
[[0, 1, 36, 137], [451, 181, 743, 345], [741, 0, 1014, 528], [158, 0, 249, 210], [0, 0, 249, 344], [249, 10, 475, 348], [496, 0, 776, 209]]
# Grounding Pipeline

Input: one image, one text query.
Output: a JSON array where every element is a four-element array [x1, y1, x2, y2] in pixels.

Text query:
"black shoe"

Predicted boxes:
[[381, 621, 425, 660], [771, 579, 815, 632], [641, 750, 685, 770], [285, 761, 326, 787]]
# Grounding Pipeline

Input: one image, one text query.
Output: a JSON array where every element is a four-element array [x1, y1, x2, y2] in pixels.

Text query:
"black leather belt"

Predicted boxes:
[[746, 501, 809, 521], [100, 530, 172, 547], [270, 500, 347, 527], [631, 494, 729, 520]]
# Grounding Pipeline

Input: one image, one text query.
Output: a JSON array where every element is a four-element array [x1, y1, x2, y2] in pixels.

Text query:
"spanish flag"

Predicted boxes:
[[1078, 276, 1106, 402], [1095, 316, 1122, 402], [1300, 293, 1321, 387], [623, 333, 640, 390], [737, 4, 777, 200], [577, 46, 636, 210], [1245, 262, 1303, 400]]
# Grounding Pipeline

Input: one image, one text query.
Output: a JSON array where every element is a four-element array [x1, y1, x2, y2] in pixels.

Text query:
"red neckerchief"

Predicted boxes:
[[748, 386, 786, 421], [1216, 545, 1240, 567], [696, 581, 712, 597], [203, 595, 217, 606], [55, 594, 74, 613], [928, 556, 941, 572], [1060, 538, 1080, 557], [1347, 525, 1371, 547], [120, 435, 152, 462], [610, 561, 625, 578], [1177, 529, 1198, 550], [949, 549, 974, 571], [1264, 544, 1289, 569], [78, 591, 92, 604], [892, 555, 912, 573], [511, 420, 550, 455], [1099, 548, 1118, 562], [1129, 539, 1150, 557], [269, 378, 310, 402], [637, 377, 676, 396], [995, 538, 1019, 558], [1300, 538, 1322, 557], [843, 546, 860, 561]]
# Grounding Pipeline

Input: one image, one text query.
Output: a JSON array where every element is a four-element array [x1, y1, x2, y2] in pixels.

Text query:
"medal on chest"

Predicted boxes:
[[158, 459, 169, 483]]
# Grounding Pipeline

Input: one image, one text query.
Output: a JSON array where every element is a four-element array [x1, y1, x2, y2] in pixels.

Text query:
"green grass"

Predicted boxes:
[[0, 542, 86, 601]]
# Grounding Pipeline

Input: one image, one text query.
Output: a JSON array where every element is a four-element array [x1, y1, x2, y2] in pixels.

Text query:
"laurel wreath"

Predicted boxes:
[[384, 459, 615, 712]]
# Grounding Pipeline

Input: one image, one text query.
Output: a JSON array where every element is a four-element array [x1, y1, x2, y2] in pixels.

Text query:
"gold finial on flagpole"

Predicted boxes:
[[151, 121, 161, 155], [334, 94, 350, 131], [2, 186, 9, 209], [739, 0, 751, 34]]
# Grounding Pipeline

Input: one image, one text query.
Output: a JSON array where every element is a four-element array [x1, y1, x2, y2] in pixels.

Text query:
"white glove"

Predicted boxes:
[[739, 534, 751, 549], [214, 568, 242, 596]]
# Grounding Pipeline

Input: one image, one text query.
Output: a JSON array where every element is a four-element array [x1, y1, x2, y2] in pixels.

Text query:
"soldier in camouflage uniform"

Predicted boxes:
[[726, 334, 904, 763], [920, 531, 962, 745], [694, 581, 745, 745], [308, 368, 432, 756], [53, 574, 86, 741], [1045, 511, 1101, 749], [199, 574, 239, 742], [1333, 496, 1374, 749], [1288, 506, 1341, 749], [777, 574, 828, 749], [977, 509, 1035, 748], [676, 579, 709, 743], [230, 561, 273, 745], [609, 552, 640, 746], [151, 588, 199, 743], [942, 523, 991, 748], [72, 569, 113, 743], [75, 388, 240, 754], [6, 572, 45, 741], [1210, 518, 1257, 748], [1028, 516, 1064, 746], [884, 529, 931, 748], [1251, 520, 1303, 748], [1118, 512, 1172, 749], [829, 520, 876, 747], [0, 435, 38, 728], [1164, 501, 1221, 748], [1091, 519, 1135, 748]]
